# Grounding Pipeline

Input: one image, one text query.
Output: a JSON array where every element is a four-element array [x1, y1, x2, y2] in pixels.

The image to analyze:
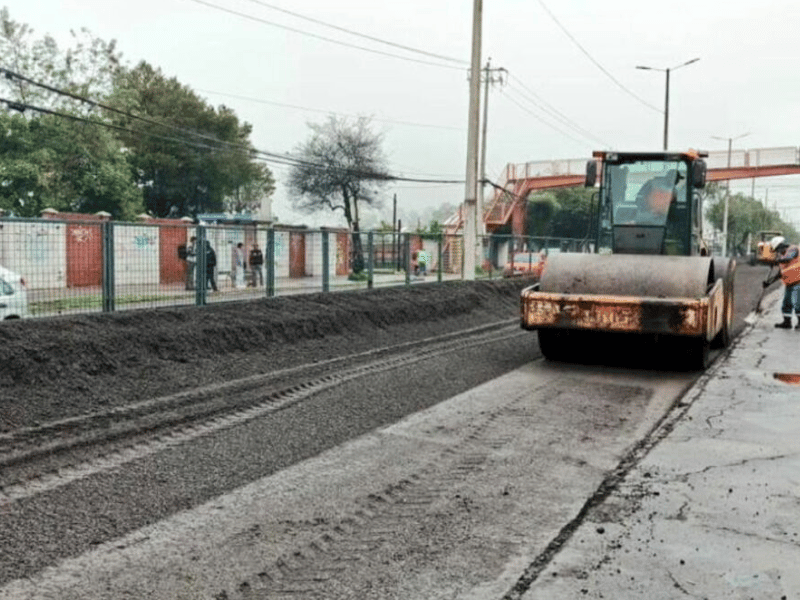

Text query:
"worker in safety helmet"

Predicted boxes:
[[763, 235, 800, 328]]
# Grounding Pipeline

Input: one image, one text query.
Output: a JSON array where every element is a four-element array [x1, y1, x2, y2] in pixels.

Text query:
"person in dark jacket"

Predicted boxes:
[[763, 235, 800, 328], [205, 240, 218, 292], [248, 243, 264, 286]]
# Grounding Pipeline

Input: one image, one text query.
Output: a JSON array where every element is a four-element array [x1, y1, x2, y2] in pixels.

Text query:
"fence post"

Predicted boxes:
[[461, 233, 465, 280], [196, 226, 207, 306], [438, 233, 443, 283], [367, 231, 374, 289], [405, 233, 411, 285], [101, 221, 115, 313], [396, 220, 402, 272], [267, 227, 275, 297], [321, 229, 330, 293]]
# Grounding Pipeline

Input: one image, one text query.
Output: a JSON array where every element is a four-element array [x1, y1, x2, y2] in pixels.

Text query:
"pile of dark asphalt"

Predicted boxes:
[[0, 279, 531, 432]]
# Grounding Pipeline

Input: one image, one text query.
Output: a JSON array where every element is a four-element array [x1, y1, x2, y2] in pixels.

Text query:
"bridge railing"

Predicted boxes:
[[504, 147, 800, 185], [504, 158, 588, 182], [705, 146, 799, 169]]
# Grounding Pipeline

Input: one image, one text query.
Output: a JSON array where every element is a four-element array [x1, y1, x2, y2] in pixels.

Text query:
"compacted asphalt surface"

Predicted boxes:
[[0, 264, 774, 598]]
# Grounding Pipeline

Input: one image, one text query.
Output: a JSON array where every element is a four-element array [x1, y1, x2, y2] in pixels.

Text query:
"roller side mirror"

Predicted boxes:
[[692, 159, 707, 189], [585, 160, 597, 187]]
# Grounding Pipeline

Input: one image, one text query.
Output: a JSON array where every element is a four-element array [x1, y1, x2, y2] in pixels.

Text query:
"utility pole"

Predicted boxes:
[[711, 132, 750, 256], [476, 58, 507, 270], [462, 0, 482, 281]]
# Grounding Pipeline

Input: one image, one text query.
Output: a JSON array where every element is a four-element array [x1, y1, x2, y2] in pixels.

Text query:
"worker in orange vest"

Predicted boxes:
[[763, 235, 800, 328]]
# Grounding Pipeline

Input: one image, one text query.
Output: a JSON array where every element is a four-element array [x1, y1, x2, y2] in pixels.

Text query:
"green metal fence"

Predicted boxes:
[[0, 216, 585, 319]]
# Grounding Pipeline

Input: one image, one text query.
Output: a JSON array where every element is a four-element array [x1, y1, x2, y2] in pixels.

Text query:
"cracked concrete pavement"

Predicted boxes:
[[522, 287, 800, 599]]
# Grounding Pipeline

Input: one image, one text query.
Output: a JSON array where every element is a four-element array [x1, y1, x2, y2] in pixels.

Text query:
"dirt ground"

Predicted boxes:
[[0, 279, 530, 432]]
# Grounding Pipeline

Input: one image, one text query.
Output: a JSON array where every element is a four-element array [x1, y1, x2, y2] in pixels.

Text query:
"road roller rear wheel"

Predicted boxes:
[[687, 337, 711, 370], [711, 258, 735, 349], [538, 329, 568, 362]]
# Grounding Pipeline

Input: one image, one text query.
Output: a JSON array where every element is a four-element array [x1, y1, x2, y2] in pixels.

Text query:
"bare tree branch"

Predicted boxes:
[[288, 115, 389, 272]]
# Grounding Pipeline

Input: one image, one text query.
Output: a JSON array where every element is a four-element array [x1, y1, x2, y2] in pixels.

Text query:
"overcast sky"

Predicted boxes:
[[5, 0, 800, 227]]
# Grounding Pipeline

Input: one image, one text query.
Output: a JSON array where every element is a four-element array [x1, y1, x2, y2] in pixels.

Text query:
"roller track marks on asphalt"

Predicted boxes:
[[0, 321, 524, 505], [213, 385, 549, 600]]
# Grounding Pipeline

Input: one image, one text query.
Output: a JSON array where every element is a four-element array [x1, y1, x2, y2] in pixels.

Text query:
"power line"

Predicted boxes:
[[0, 97, 140, 136], [0, 66, 254, 156], [499, 87, 588, 147], [182, 0, 465, 71], [0, 66, 369, 171], [505, 75, 610, 147], [197, 88, 463, 131], [1, 67, 467, 183], [0, 95, 292, 162], [0, 96, 463, 185], [535, 0, 661, 114], [239, 0, 466, 65]]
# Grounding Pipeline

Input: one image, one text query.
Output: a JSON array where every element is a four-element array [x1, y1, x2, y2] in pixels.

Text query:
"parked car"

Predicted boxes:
[[503, 252, 545, 279], [0, 265, 30, 319]]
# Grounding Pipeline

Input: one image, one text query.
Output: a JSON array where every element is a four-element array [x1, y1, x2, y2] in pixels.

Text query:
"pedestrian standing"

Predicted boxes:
[[232, 242, 246, 288], [249, 243, 264, 286], [417, 249, 429, 276], [185, 236, 197, 290], [205, 240, 218, 292], [763, 235, 800, 328]]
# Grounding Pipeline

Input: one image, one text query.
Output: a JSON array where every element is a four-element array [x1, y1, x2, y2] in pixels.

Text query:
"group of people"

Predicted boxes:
[[231, 242, 264, 288], [182, 238, 264, 292]]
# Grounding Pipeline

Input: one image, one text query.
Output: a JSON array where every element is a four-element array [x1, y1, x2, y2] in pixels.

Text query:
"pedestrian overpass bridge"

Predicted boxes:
[[481, 146, 800, 235]]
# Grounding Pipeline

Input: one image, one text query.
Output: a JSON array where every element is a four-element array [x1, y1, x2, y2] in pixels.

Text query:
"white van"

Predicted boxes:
[[0, 265, 30, 319]]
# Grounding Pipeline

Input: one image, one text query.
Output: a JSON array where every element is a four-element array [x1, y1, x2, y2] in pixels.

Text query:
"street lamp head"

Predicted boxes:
[[711, 132, 751, 143], [638, 58, 700, 72], [636, 57, 700, 151]]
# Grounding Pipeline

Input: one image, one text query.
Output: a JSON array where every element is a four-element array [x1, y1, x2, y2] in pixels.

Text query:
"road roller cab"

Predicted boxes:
[[521, 150, 735, 370], [588, 150, 708, 257]]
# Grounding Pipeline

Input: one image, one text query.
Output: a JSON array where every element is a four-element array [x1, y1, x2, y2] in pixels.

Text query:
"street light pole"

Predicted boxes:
[[636, 57, 700, 150], [711, 132, 751, 257]]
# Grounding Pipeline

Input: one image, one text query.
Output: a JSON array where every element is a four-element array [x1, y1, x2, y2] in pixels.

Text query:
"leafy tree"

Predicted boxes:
[[288, 115, 390, 273], [525, 186, 594, 239], [224, 175, 275, 215], [0, 8, 141, 218], [412, 219, 444, 237], [1, 11, 271, 221], [0, 109, 143, 218], [427, 220, 444, 236], [1, 7, 122, 111], [704, 183, 798, 254], [525, 191, 559, 238], [375, 220, 396, 233], [108, 61, 273, 218]]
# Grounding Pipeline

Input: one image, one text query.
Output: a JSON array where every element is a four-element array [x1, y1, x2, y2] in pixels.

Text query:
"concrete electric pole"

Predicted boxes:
[[462, 0, 482, 281], [476, 59, 507, 270]]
